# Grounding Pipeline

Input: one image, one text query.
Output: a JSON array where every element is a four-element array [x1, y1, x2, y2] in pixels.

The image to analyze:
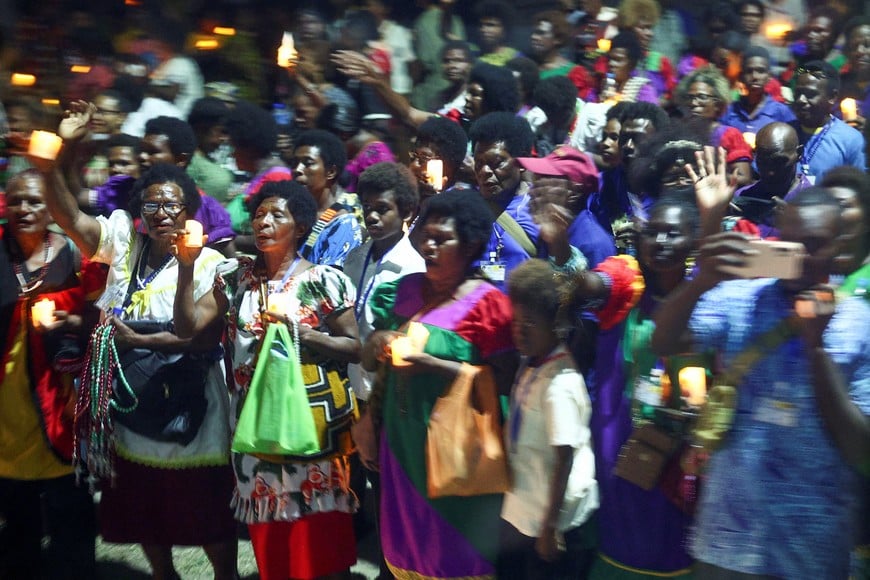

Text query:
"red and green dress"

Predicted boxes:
[[369, 273, 514, 579]]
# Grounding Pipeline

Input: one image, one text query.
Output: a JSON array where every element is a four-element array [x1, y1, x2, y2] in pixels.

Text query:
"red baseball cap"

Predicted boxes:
[[516, 146, 599, 194]]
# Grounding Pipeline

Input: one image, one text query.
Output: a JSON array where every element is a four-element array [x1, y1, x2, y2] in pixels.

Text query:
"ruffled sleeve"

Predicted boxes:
[[454, 285, 514, 359], [593, 255, 645, 330], [93, 210, 135, 266]]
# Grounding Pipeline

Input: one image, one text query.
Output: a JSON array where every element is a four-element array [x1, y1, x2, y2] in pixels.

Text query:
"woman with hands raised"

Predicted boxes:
[[35, 102, 239, 580]]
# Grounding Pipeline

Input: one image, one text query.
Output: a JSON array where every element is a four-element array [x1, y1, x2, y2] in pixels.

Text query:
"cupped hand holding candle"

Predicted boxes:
[[184, 219, 204, 248], [28, 131, 63, 160], [277, 32, 298, 68], [391, 336, 414, 367], [31, 299, 56, 328]]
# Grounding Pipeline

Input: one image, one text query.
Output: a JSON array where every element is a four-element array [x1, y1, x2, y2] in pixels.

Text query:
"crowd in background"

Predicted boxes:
[[0, 0, 868, 579]]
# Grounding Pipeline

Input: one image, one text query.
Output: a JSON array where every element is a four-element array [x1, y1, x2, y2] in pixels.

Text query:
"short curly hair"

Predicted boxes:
[[610, 31, 643, 67], [245, 179, 318, 239], [129, 163, 202, 216], [507, 258, 563, 323], [675, 65, 731, 112], [104, 133, 141, 154], [468, 62, 520, 116], [187, 97, 230, 132], [225, 100, 277, 159], [617, 0, 661, 29], [468, 112, 534, 157], [820, 166, 870, 251], [416, 117, 468, 171], [294, 129, 348, 177], [533, 76, 577, 121], [144, 116, 197, 160], [417, 188, 494, 260], [357, 162, 419, 218]]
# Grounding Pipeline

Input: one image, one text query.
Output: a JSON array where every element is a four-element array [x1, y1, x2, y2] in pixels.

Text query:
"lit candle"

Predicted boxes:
[[28, 131, 63, 160], [742, 132, 756, 149], [184, 219, 203, 248], [679, 366, 707, 407], [277, 32, 298, 68], [765, 22, 792, 41], [840, 98, 858, 121], [597, 38, 612, 53], [31, 299, 56, 327], [267, 292, 290, 314], [407, 322, 430, 352], [391, 336, 414, 367], [426, 159, 443, 192], [213, 26, 236, 36], [11, 73, 36, 87]]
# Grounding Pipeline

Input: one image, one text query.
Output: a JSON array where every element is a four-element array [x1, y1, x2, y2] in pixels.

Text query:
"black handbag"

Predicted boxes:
[[112, 320, 209, 445]]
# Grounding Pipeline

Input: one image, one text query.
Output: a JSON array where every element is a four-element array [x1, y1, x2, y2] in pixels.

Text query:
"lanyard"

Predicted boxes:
[[354, 245, 384, 321], [800, 116, 833, 177], [279, 255, 302, 288], [508, 349, 569, 450]]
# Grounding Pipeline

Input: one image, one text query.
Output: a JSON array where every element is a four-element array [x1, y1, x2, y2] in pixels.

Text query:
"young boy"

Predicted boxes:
[[499, 258, 599, 580], [343, 162, 426, 553]]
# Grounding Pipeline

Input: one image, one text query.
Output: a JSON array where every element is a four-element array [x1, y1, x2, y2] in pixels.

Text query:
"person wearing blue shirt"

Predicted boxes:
[[790, 60, 866, 183], [720, 46, 796, 134], [653, 186, 870, 579]]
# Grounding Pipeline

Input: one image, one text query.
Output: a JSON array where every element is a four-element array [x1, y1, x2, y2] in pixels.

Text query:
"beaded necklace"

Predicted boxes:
[[13, 232, 53, 295], [73, 322, 136, 488]]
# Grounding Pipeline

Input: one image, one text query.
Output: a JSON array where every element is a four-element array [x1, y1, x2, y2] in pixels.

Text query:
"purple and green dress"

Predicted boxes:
[[369, 273, 514, 579]]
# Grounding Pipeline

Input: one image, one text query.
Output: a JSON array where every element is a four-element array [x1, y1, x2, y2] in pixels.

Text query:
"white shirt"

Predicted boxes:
[[379, 20, 415, 96], [152, 56, 204, 117], [120, 97, 185, 138], [502, 345, 599, 536], [343, 235, 426, 400]]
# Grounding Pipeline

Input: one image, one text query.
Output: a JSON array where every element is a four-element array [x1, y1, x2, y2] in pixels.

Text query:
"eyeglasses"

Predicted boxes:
[[684, 93, 718, 104], [141, 201, 186, 216]]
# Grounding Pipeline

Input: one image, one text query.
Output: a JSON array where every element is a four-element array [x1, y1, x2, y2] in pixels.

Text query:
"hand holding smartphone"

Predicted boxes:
[[720, 239, 807, 280]]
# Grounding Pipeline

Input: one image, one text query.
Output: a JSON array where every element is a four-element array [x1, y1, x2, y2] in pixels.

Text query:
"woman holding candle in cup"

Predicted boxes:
[[228, 179, 361, 580], [0, 169, 106, 578], [38, 106, 240, 579], [361, 189, 517, 579]]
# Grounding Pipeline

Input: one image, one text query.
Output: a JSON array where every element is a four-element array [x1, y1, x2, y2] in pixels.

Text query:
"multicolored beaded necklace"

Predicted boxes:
[[13, 232, 53, 295]]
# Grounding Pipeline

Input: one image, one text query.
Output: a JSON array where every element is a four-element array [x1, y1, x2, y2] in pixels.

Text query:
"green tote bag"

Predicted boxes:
[[232, 322, 320, 457]]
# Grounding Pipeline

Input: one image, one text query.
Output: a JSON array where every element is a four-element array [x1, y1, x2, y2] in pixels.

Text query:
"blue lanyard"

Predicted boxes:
[[800, 116, 833, 176], [354, 245, 384, 322], [508, 350, 568, 451]]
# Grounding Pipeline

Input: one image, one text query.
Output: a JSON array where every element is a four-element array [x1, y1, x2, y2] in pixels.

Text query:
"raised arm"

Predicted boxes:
[[332, 50, 434, 129], [36, 101, 103, 257]]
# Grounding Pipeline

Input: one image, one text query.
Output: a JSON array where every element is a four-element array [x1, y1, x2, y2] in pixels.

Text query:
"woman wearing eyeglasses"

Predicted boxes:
[[35, 102, 239, 580], [675, 65, 754, 187]]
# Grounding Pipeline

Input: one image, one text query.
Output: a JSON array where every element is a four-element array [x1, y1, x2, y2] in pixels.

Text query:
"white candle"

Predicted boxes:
[[679, 366, 707, 407], [597, 38, 612, 53], [426, 159, 443, 192], [391, 336, 414, 367], [742, 132, 756, 149], [28, 131, 63, 160], [31, 299, 56, 327], [184, 219, 203, 248], [840, 98, 858, 121], [277, 32, 298, 68]]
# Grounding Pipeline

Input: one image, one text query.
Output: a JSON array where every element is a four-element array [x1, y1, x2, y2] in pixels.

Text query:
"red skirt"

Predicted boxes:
[[248, 511, 357, 580], [99, 455, 237, 546]]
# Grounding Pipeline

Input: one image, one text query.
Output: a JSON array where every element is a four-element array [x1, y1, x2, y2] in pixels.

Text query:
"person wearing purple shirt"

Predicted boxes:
[[731, 122, 812, 237], [720, 46, 797, 134]]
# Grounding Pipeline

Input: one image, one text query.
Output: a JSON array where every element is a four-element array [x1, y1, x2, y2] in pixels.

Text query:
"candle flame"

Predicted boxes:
[[277, 32, 298, 68], [765, 22, 792, 40], [213, 26, 236, 36], [11, 73, 36, 86], [195, 39, 220, 50], [70, 65, 91, 74]]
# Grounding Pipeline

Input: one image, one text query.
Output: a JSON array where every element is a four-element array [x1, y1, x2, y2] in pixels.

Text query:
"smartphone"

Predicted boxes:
[[721, 240, 806, 280]]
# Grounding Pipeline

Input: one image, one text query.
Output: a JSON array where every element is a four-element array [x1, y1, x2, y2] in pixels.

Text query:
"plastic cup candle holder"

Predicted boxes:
[[31, 299, 56, 327], [28, 131, 63, 160], [184, 220, 203, 248], [391, 336, 415, 367]]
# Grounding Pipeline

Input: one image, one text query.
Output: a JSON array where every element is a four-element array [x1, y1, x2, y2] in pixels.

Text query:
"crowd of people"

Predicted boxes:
[[0, 0, 868, 579]]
